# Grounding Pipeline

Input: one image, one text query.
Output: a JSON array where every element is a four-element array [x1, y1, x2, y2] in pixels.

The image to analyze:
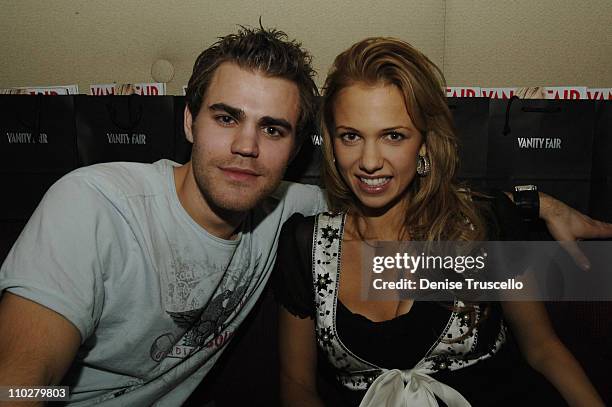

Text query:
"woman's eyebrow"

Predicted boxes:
[[335, 125, 414, 132], [380, 126, 413, 132], [335, 125, 359, 132]]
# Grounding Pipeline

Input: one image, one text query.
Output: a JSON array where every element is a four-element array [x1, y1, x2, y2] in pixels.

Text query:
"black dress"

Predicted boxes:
[[273, 191, 565, 406]]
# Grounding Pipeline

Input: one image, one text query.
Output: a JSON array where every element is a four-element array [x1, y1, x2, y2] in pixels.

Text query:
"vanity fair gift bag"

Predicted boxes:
[[589, 101, 612, 222], [75, 95, 175, 166], [447, 97, 489, 189], [284, 132, 323, 186], [0, 95, 77, 221], [0, 95, 76, 262], [0, 95, 77, 172], [487, 98, 596, 214], [284, 98, 323, 186]]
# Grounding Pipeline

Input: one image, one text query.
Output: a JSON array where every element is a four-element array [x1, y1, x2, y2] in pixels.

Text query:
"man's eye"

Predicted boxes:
[[216, 115, 236, 126], [340, 133, 360, 143], [263, 127, 283, 138], [384, 132, 405, 142]]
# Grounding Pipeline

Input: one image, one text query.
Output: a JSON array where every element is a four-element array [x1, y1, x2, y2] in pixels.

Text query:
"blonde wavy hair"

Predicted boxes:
[[321, 37, 487, 242]]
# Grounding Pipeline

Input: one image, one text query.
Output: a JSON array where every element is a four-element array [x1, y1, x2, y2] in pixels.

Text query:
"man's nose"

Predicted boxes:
[[231, 126, 259, 158], [359, 140, 383, 173]]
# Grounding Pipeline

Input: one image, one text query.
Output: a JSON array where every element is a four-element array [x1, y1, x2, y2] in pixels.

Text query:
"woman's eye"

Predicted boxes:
[[340, 133, 360, 143], [216, 115, 236, 126], [384, 132, 405, 141]]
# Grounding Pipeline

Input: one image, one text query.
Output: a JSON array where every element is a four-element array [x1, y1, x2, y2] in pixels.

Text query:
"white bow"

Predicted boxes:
[[359, 368, 471, 407]]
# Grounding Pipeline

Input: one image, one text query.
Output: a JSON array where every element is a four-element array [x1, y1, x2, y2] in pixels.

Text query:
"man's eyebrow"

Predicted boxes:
[[208, 103, 245, 120], [259, 116, 293, 133]]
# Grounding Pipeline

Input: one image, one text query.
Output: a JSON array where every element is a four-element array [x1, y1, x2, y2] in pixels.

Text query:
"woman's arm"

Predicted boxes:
[[278, 306, 324, 407], [502, 301, 604, 407]]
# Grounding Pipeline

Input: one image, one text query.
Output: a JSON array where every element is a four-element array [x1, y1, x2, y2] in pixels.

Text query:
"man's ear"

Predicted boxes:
[[184, 105, 195, 144]]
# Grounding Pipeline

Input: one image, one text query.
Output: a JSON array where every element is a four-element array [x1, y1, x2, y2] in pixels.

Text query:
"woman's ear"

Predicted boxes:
[[419, 143, 427, 156]]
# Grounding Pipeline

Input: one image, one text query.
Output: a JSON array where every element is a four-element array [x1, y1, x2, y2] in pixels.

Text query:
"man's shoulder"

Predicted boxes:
[[60, 160, 175, 201], [260, 181, 326, 217], [250, 181, 326, 237], [269, 181, 324, 202]]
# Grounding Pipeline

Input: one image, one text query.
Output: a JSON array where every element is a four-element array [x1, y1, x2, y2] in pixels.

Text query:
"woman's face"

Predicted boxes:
[[332, 83, 424, 213]]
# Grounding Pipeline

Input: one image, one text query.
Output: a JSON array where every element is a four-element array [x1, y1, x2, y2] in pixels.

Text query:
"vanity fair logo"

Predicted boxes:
[[311, 134, 322, 146], [106, 132, 147, 145], [517, 137, 562, 149], [6, 132, 49, 144]]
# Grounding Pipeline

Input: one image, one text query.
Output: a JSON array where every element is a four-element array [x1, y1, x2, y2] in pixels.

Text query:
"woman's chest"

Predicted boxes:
[[338, 242, 414, 322]]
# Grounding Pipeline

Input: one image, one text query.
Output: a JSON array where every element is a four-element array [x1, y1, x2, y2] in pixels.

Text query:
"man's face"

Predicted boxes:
[[185, 62, 300, 213]]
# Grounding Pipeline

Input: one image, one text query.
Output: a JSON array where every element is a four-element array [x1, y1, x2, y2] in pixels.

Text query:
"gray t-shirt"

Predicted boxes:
[[0, 159, 326, 406]]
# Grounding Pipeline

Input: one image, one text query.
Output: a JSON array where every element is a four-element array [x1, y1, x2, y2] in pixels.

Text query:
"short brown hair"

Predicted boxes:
[[186, 26, 319, 144]]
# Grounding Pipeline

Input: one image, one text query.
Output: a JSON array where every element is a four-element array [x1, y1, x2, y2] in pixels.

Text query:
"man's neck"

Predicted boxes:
[[173, 163, 245, 240]]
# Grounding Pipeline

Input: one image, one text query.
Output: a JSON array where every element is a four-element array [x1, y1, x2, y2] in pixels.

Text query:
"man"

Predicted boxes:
[[0, 26, 610, 406], [0, 27, 325, 406]]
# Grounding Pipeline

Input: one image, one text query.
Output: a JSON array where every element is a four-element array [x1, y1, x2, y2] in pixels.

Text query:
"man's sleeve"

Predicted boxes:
[[277, 182, 327, 218], [0, 174, 116, 343]]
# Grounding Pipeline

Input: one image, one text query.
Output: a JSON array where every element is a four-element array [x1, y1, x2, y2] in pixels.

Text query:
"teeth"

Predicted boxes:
[[359, 177, 390, 186]]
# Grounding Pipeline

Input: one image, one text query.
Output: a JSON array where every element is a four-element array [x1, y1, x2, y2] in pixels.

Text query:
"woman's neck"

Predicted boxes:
[[346, 200, 408, 241]]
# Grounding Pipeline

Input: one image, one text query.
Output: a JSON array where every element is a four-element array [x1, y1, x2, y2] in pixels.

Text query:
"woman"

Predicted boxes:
[[274, 38, 603, 406]]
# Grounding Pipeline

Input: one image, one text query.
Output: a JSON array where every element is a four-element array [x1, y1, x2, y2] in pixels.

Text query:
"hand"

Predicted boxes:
[[539, 192, 612, 270]]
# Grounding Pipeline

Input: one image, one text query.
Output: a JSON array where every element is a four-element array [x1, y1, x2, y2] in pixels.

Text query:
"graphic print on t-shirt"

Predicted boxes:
[[150, 279, 250, 361], [150, 237, 255, 362]]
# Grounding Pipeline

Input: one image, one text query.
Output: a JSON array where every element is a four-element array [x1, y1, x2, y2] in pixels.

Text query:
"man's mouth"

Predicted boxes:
[[220, 166, 261, 182]]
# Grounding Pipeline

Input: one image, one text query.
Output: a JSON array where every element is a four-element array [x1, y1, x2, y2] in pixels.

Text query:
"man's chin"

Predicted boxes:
[[213, 197, 263, 213], [204, 183, 280, 214], [194, 167, 283, 215]]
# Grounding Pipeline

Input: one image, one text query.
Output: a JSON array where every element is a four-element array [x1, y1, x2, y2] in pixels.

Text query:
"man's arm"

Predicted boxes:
[[539, 192, 612, 267], [506, 191, 612, 269], [0, 293, 80, 406]]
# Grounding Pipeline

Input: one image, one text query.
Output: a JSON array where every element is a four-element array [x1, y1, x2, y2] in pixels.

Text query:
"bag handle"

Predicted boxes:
[[521, 106, 562, 113], [16, 94, 43, 141], [106, 95, 143, 131], [503, 96, 562, 135], [502, 96, 519, 135]]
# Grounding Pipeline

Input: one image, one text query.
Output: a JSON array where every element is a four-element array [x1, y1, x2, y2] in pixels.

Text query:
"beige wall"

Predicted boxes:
[[444, 0, 612, 87], [0, 0, 610, 94]]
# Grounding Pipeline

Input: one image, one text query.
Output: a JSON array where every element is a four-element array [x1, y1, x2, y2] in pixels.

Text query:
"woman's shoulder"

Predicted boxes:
[[281, 213, 316, 242], [282, 211, 345, 239], [275, 213, 323, 320]]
